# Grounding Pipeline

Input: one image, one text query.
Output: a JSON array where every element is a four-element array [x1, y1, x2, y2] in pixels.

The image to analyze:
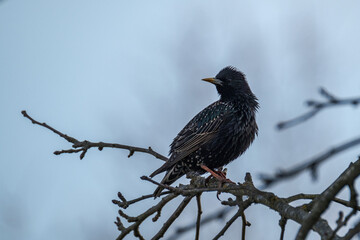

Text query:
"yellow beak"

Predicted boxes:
[[202, 78, 223, 86]]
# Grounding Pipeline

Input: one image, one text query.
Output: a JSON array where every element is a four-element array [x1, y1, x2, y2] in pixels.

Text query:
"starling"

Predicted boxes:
[[150, 66, 259, 197]]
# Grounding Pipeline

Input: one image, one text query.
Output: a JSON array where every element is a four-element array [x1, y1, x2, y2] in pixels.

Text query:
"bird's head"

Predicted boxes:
[[202, 66, 257, 105]]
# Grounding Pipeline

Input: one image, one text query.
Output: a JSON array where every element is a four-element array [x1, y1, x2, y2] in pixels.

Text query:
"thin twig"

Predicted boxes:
[[241, 211, 250, 240], [21, 110, 168, 161], [151, 196, 193, 240], [133, 227, 145, 240], [295, 159, 360, 240], [329, 210, 356, 240], [234, 196, 252, 240], [167, 207, 233, 240], [277, 88, 360, 130], [213, 208, 243, 240], [329, 181, 359, 239], [259, 136, 360, 188], [195, 194, 202, 240], [279, 216, 287, 240], [285, 193, 360, 211], [342, 220, 360, 240], [115, 193, 178, 240], [112, 191, 171, 209], [140, 176, 180, 193], [348, 181, 359, 209]]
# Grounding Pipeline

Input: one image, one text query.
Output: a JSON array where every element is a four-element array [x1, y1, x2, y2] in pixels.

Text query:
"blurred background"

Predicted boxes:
[[1, 1, 360, 239]]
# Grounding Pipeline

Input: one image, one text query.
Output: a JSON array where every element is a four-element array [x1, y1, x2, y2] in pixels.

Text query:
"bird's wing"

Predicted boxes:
[[169, 101, 229, 163], [149, 101, 231, 178]]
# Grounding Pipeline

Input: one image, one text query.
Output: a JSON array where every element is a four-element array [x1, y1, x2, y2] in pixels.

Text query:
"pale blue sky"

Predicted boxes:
[[1, 1, 360, 239]]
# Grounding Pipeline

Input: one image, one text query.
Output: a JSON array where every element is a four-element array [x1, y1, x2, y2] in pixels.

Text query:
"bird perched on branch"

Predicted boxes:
[[150, 66, 259, 197]]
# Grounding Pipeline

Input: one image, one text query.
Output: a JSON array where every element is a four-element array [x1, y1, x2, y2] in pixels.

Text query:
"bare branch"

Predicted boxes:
[[21, 110, 79, 143], [24, 103, 359, 240], [151, 196, 193, 240], [277, 88, 360, 130], [285, 193, 360, 211], [295, 158, 360, 240], [259, 136, 360, 188], [329, 181, 360, 239], [342, 219, 360, 240], [140, 176, 181, 193], [21, 110, 168, 161], [348, 181, 359, 209], [167, 207, 233, 240], [112, 191, 171, 209], [279, 216, 287, 240], [330, 209, 356, 240], [112, 167, 347, 240], [213, 208, 243, 240], [140, 172, 340, 239], [115, 193, 178, 240], [195, 194, 202, 240], [133, 227, 144, 240], [240, 211, 250, 240]]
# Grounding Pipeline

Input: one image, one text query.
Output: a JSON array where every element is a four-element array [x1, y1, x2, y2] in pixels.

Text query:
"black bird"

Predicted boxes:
[[150, 66, 259, 197]]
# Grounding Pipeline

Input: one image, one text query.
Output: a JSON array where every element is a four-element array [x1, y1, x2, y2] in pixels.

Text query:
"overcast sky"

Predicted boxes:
[[1, 1, 360, 239]]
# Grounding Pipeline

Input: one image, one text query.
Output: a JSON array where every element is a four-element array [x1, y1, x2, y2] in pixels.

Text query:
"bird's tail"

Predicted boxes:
[[153, 166, 184, 198]]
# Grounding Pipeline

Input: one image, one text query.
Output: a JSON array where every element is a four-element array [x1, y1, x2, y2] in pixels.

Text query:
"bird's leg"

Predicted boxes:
[[200, 164, 234, 184], [204, 167, 226, 184], [215, 167, 227, 179], [201, 165, 235, 200]]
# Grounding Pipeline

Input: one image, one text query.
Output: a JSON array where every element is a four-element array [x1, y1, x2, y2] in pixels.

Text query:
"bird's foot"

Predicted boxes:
[[200, 165, 235, 200], [201, 165, 235, 184]]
